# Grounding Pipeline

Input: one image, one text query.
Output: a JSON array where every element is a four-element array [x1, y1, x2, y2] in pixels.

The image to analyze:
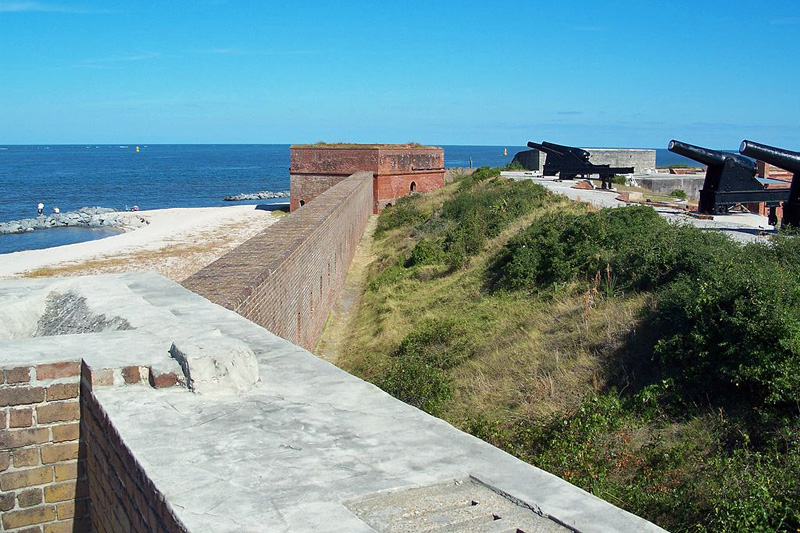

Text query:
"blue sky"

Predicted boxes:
[[1, 1, 799, 148]]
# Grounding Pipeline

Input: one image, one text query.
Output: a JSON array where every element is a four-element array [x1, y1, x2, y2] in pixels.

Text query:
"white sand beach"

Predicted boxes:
[[0, 205, 281, 281]]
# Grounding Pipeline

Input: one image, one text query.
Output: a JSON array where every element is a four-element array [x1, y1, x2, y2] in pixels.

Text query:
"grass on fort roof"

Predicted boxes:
[[290, 142, 441, 149]]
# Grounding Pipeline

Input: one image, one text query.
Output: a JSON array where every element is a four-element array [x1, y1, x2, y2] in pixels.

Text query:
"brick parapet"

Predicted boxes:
[[81, 376, 187, 533], [0, 361, 88, 533], [182, 171, 374, 350]]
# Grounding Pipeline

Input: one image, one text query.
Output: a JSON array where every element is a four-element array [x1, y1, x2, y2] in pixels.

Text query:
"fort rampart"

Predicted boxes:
[[182, 171, 373, 351]]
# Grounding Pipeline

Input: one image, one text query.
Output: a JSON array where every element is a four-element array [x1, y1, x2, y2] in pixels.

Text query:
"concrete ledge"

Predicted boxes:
[[0, 272, 664, 532]]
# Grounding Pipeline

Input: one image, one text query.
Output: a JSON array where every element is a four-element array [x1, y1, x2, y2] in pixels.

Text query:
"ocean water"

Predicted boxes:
[[0, 144, 695, 255]]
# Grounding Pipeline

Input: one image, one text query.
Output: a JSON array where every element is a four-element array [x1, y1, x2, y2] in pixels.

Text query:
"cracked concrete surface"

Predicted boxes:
[[0, 272, 665, 532]]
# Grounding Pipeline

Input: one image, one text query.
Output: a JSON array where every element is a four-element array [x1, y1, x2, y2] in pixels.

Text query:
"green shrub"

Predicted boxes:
[[406, 239, 445, 268], [464, 394, 800, 532], [492, 204, 800, 411], [456, 166, 501, 190], [491, 206, 731, 293], [652, 245, 800, 408], [366, 263, 407, 292], [375, 195, 428, 236], [611, 175, 627, 185], [377, 320, 471, 414], [669, 189, 687, 199]]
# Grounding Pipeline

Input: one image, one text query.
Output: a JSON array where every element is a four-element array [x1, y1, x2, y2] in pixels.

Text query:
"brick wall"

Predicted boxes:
[[290, 145, 444, 213], [757, 160, 794, 182], [81, 370, 187, 533], [0, 361, 88, 533], [374, 172, 444, 210], [182, 171, 374, 351], [289, 174, 349, 211]]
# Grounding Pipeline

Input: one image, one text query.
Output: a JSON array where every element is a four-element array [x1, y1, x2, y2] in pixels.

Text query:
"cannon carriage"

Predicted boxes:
[[514, 141, 634, 189], [668, 139, 800, 226]]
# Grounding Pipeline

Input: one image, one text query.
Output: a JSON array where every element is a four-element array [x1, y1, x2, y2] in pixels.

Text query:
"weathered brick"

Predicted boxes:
[[36, 401, 79, 424], [121, 366, 142, 384], [36, 362, 80, 380], [54, 461, 82, 482], [10, 407, 33, 428], [13, 447, 39, 468], [51, 423, 80, 443], [17, 487, 43, 508], [1, 505, 56, 529], [0, 427, 49, 449], [149, 368, 179, 388], [0, 451, 9, 471], [5, 366, 31, 384], [41, 442, 79, 464], [89, 369, 114, 387], [0, 491, 14, 511], [0, 466, 53, 490], [18, 526, 44, 533], [0, 409, 6, 429], [44, 520, 76, 533], [0, 387, 45, 407], [45, 383, 78, 402], [44, 481, 87, 503], [57, 498, 88, 520]]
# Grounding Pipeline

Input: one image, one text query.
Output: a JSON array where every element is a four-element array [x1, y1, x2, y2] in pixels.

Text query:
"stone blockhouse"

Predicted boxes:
[[289, 144, 445, 213]]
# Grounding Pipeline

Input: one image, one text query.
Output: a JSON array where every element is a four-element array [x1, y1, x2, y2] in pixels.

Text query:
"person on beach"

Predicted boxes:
[[53, 206, 60, 214], [37, 202, 44, 216]]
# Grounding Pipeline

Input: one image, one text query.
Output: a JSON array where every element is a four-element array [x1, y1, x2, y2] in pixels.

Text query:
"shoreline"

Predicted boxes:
[[0, 205, 281, 281]]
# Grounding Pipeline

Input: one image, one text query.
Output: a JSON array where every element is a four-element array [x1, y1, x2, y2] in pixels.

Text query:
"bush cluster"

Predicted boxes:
[[377, 320, 471, 415], [653, 239, 800, 408], [374, 195, 428, 237], [467, 393, 800, 532], [493, 206, 727, 292], [492, 206, 800, 410], [407, 175, 550, 270]]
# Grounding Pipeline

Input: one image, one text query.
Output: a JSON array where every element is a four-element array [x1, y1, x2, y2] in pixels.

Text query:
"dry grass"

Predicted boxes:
[[21, 213, 278, 282], [335, 182, 646, 425]]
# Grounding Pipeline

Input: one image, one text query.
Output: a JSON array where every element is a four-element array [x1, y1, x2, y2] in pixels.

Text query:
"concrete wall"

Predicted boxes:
[[586, 149, 656, 174], [182, 172, 373, 351], [0, 360, 89, 532], [533, 148, 657, 174], [636, 175, 706, 200]]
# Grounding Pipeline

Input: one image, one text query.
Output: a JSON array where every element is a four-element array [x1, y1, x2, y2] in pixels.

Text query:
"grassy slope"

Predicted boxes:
[[335, 171, 799, 533]]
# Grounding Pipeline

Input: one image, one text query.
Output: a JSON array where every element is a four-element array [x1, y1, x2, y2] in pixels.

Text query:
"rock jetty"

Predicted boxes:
[[223, 190, 289, 201], [0, 207, 125, 235]]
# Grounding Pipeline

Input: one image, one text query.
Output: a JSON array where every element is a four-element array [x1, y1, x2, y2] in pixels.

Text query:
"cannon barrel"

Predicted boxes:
[[667, 139, 735, 167], [527, 141, 563, 155], [740, 140, 800, 173], [541, 141, 589, 160]]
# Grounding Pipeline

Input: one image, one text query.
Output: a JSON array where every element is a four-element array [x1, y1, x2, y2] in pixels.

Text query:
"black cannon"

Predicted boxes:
[[523, 141, 634, 189], [668, 139, 788, 224], [740, 140, 800, 227]]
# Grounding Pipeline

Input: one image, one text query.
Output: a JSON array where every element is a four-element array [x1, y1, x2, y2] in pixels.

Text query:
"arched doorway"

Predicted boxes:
[[299, 200, 305, 206], [410, 181, 417, 192]]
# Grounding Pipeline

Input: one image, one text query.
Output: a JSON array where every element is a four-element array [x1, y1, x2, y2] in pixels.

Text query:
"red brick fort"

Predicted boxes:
[[290, 143, 445, 213]]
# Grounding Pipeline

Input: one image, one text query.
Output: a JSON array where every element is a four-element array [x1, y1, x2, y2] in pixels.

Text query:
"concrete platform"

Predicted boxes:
[[0, 272, 665, 532]]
